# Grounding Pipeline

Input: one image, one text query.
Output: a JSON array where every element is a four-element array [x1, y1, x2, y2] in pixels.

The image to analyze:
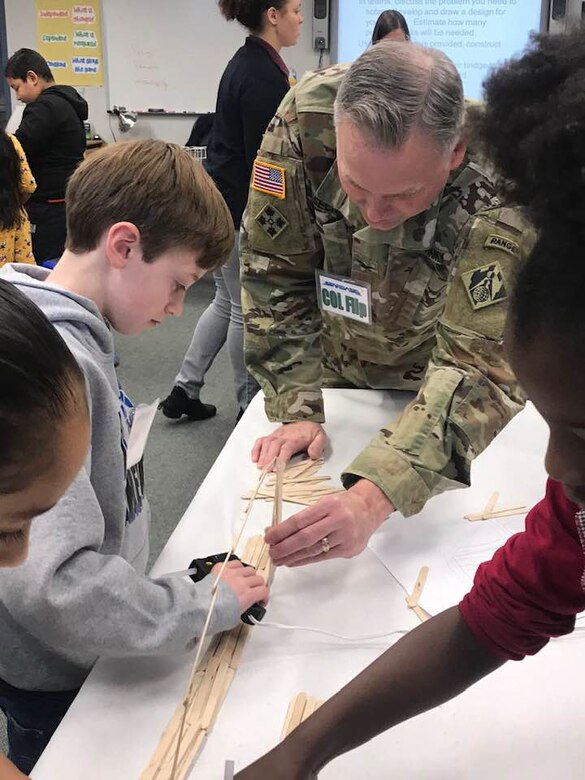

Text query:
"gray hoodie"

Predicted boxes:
[[0, 265, 240, 691]]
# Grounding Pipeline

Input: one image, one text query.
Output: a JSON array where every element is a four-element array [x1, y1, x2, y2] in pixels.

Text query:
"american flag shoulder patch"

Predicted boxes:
[[251, 159, 286, 199]]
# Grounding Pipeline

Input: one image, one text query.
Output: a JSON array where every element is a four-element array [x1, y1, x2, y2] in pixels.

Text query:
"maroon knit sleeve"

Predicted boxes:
[[459, 479, 585, 660]]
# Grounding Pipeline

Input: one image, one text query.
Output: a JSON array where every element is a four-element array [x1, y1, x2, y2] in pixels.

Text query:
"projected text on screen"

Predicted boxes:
[[338, 0, 541, 100]]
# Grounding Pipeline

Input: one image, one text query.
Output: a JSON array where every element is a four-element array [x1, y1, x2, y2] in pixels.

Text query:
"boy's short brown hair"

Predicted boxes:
[[65, 140, 234, 269]]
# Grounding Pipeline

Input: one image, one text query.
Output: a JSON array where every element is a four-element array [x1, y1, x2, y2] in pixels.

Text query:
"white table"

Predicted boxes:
[[33, 390, 585, 779]]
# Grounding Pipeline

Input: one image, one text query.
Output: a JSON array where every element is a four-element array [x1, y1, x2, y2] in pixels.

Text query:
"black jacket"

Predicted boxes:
[[206, 36, 290, 228], [16, 85, 88, 201]]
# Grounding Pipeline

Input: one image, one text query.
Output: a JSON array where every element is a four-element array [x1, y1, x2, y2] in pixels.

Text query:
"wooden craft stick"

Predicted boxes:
[[406, 566, 429, 608], [303, 695, 321, 719], [405, 566, 430, 623], [187, 659, 220, 722], [280, 695, 299, 741], [174, 729, 206, 780], [272, 458, 285, 528], [281, 693, 323, 739], [465, 505, 528, 522], [258, 541, 271, 573], [200, 665, 235, 730], [285, 475, 332, 484], [286, 692, 308, 734], [212, 459, 275, 593], [243, 534, 264, 568], [411, 604, 430, 623], [284, 459, 322, 480], [283, 458, 323, 478], [229, 624, 251, 670], [210, 633, 238, 676], [482, 491, 499, 519], [217, 625, 243, 669]]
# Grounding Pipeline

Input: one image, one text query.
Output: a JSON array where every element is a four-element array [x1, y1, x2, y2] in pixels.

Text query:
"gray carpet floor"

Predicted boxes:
[[1, 277, 238, 758]]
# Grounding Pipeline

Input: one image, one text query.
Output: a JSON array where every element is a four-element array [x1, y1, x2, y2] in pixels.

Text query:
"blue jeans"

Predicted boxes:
[[0, 677, 78, 774]]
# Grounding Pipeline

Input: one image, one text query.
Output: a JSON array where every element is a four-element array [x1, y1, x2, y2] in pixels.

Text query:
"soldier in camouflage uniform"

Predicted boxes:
[[241, 40, 534, 567]]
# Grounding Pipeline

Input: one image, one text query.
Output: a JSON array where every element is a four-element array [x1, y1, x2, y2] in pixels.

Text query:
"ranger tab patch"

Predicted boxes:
[[256, 203, 289, 240], [462, 262, 507, 311], [252, 159, 286, 199], [484, 233, 519, 257]]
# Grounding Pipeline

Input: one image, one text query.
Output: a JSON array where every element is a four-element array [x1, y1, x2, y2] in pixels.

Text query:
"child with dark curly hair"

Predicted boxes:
[[235, 29, 585, 778]]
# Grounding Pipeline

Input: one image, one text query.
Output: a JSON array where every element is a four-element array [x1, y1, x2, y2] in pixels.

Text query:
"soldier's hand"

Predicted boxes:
[[252, 422, 327, 469], [264, 479, 394, 566]]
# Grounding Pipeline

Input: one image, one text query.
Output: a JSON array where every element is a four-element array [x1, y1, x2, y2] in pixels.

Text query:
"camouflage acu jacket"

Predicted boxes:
[[240, 64, 535, 517]]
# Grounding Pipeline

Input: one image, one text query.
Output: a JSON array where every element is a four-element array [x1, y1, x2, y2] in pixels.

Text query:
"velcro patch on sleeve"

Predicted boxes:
[[462, 262, 507, 310], [255, 203, 290, 240], [252, 159, 286, 199], [484, 233, 519, 257]]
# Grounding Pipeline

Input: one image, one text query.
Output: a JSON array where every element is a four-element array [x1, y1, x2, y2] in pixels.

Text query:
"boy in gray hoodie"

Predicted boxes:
[[0, 140, 269, 774]]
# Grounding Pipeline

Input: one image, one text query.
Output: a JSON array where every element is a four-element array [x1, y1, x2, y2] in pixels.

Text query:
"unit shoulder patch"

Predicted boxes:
[[255, 203, 290, 240], [461, 262, 508, 311], [251, 159, 286, 199], [484, 233, 519, 257]]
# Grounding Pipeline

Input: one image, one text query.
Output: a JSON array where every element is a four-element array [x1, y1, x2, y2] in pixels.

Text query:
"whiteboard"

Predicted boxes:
[[103, 0, 246, 113]]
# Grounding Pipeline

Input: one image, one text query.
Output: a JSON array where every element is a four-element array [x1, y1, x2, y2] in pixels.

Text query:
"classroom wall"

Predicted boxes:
[[5, 0, 329, 146], [6, 0, 110, 138]]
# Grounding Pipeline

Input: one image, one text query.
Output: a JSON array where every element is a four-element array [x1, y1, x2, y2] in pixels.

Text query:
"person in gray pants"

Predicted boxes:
[[163, 233, 255, 421], [159, 0, 301, 421]]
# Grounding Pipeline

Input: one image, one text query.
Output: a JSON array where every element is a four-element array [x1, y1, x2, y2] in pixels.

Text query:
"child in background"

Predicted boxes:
[[235, 29, 585, 779], [0, 140, 269, 774], [0, 279, 90, 778], [4, 48, 88, 264], [0, 130, 36, 267]]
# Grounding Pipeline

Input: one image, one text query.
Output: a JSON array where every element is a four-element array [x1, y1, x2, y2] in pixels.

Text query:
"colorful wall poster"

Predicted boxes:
[[36, 1, 103, 87]]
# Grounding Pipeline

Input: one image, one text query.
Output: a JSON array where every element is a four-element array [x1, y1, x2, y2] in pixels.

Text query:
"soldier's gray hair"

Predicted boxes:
[[334, 41, 464, 152]]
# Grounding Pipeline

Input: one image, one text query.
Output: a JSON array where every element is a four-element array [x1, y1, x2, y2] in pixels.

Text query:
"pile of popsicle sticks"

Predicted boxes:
[[141, 534, 269, 780], [142, 461, 284, 780], [242, 457, 343, 506]]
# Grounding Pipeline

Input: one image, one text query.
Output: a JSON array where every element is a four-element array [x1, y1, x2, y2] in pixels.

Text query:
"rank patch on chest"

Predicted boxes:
[[255, 203, 290, 240], [252, 159, 286, 199], [462, 262, 507, 310]]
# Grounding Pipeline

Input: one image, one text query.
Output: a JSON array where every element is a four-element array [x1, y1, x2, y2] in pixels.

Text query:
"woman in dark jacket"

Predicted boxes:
[[161, 0, 302, 422]]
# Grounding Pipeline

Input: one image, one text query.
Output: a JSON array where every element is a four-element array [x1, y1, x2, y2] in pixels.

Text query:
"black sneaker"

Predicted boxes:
[[159, 387, 216, 420]]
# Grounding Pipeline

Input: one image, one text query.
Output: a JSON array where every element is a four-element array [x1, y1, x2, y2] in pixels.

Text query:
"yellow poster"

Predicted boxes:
[[35, 1, 103, 87]]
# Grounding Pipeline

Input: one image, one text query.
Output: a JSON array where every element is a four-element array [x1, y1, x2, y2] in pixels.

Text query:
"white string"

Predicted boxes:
[[249, 616, 409, 643]]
